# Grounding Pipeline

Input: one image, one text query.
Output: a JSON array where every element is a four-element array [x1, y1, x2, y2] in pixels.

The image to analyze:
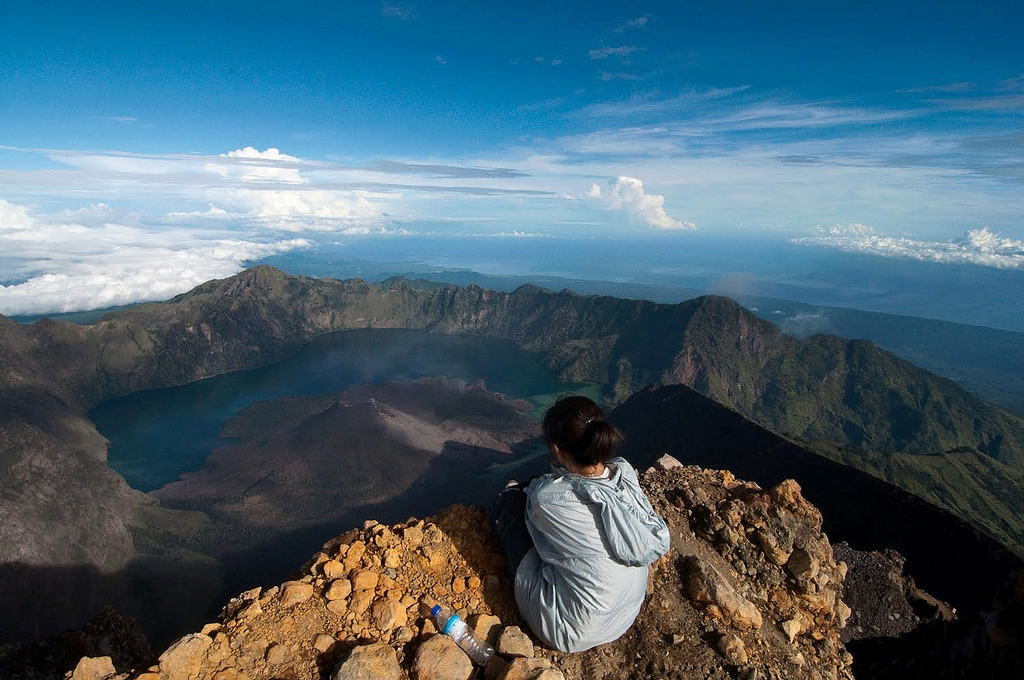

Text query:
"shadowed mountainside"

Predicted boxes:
[[611, 384, 1021, 615]]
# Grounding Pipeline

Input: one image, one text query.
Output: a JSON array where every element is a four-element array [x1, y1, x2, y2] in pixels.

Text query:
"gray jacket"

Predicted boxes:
[[514, 457, 670, 652]]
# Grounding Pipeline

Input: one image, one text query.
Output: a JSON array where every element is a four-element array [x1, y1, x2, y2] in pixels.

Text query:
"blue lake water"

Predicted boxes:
[[91, 329, 591, 492]]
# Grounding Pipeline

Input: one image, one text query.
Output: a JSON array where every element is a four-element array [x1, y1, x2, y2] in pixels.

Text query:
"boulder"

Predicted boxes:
[[333, 642, 402, 680], [411, 634, 473, 680]]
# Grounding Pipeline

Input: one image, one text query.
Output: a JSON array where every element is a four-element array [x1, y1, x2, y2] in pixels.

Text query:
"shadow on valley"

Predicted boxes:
[[0, 436, 548, 680], [615, 384, 1024, 679], [615, 384, 1022, 616]]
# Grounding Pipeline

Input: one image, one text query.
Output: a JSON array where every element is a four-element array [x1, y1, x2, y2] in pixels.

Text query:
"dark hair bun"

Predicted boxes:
[[542, 395, 624, 467]]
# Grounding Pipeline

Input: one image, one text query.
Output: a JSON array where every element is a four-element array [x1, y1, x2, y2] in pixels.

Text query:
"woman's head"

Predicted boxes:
[[542, 395, 624, 468]]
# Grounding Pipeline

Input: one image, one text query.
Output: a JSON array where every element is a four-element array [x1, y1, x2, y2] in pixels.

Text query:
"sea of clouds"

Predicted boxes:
[[792, 223, 1024, 270]]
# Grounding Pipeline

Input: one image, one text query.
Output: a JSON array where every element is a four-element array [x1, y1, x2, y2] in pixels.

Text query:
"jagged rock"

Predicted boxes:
[[411, 634, 473, 680], [370, 596, 407, 631], [349, 589, 375, 615], [780, 618, 801, 643], [280, 581, 314, 607], [484, 655, 510, 680], [265, 642, 291, 665], [469, 613, 503, 645], [209, 671, 249, 680], [238, 600, 262, 620], [68, 656, 116, 680], [500, 657, 565, 680], [332, 642, 402, 680], [351, 570, 379, 591], [496, 625, 534, 658], [325, 578, 353, 601], [158, 633, 212, 679], [786, 547, 820, 583], [769, 480, 822, 528], [656, 453, 684, 470], [715, 633, 748, 665], [753, 526, 791, 566], [313, 634, 336, 653], [323, 559, 347, 580], [681, 555, 764, 629]]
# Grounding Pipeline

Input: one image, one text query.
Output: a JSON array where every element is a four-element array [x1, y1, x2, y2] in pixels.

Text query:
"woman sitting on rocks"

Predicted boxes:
[[490, 395, 670, 653]]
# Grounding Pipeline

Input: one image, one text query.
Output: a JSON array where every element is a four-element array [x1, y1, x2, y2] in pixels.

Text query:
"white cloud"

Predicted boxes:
[[586, 177, 695, 230], [0, 199, 310, 315], [204, 147, 305, 184], [616, 15, 650, 32], [792, 225, 1024, 269], [0, 199, 34, 229], [211, 189, 383, 229], [589, 46, 642, 60], [778, 312, 830, 338]]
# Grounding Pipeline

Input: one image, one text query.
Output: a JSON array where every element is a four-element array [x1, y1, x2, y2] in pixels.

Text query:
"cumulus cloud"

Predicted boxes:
[[586, 177, 695, 230], [0, 200, 309, 315], [0, 199, 34, 229], [792, 224, 1024, 269], [204, 147, 305, 184], [208, 189, 382, 230]]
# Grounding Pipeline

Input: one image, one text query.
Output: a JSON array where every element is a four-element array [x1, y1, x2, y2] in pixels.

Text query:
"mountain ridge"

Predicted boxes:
[[8, 265, 1021, 461]]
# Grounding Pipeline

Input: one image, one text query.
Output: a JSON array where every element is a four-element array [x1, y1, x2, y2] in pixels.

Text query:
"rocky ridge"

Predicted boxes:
[[66, 458, 856, 680]]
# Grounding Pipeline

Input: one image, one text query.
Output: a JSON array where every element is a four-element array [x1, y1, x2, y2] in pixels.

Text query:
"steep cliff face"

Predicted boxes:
[[70, 461, 858, 680]]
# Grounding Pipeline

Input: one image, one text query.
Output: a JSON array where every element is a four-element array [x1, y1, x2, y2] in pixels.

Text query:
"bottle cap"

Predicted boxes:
[[430, 604, 441, 617]]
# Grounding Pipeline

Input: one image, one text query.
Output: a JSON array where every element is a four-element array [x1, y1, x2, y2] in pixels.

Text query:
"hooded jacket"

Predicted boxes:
[[514, 457, 670, 652]]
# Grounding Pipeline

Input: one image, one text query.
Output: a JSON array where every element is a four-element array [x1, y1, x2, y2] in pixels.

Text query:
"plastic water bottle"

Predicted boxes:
[[431, 603, 495, 666]]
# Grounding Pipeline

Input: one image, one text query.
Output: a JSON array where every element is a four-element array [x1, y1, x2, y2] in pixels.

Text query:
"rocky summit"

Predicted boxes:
[[65, 458, 857, 680]]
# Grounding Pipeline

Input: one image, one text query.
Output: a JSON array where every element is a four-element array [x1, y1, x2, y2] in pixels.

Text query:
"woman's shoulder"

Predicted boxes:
[[608, 457, 638, 478]]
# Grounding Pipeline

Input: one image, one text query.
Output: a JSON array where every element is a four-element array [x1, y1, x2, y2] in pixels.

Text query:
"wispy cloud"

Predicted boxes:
[[382, 2, 414, 20], [589, 45, 643, 60], [586, 177, 695, 230], [599, 71, 642, 82], [901, 82, 977, 94], [792, 225, 1024, 270], [367, 160, 529, 179], [578, 87, 751, 119], [615, 15, 651, 32]]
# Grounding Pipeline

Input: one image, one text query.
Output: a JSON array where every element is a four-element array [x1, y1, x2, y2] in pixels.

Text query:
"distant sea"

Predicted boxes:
[[257, 233, 1024, 334]]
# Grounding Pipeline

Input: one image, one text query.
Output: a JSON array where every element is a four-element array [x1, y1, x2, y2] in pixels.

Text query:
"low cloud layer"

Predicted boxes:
[[0, 199, 308, 315], [587, 176, 695, 230], [792, 224, 1024, 270]]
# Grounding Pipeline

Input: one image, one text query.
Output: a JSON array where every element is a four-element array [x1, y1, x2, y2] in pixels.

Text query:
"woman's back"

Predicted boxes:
[[514, 457, 670, 652]]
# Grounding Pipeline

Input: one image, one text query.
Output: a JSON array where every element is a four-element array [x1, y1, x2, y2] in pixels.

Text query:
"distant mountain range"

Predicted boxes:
[[1, 264, 1023, 646]]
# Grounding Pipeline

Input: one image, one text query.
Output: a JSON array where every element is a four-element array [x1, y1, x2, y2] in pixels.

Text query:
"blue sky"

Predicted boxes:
[[1, 1, 1023, 314]]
